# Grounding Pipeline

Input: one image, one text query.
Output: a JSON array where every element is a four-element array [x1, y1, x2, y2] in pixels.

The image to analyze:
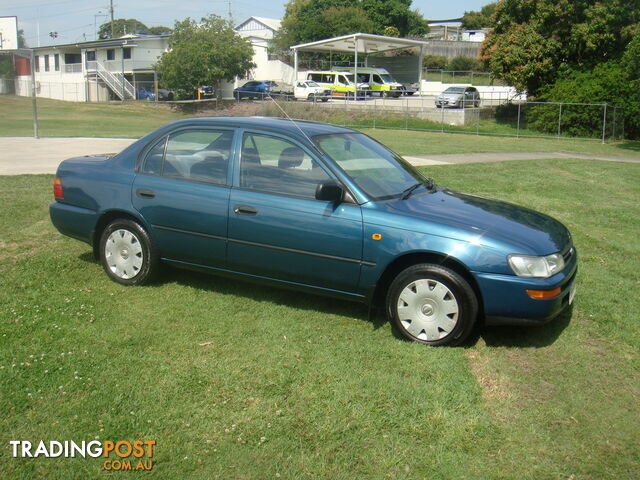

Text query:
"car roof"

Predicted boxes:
[[161, 117, 355, 137]]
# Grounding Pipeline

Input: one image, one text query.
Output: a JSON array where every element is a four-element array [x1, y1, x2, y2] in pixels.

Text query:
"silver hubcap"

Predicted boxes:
[[397, 279, 459, 341], [105, 229, 143, 279]]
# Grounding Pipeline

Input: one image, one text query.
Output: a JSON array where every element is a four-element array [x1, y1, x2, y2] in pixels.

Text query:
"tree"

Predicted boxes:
[[17, 29, 26, 48], [99, 18, 149, 39], [461, 2, 497, 30], [146, 26, 173, 35], [273, 0, 429, 50], [155, 15, 255, 100], [482, 0, 640, 95]]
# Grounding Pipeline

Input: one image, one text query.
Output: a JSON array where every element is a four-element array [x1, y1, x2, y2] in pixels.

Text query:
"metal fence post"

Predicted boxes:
[[516, 103, 521, 138], [557, 103, 563, 139], [405, 96, 408, 130], [602, 104, 608, 144], [612, 106, 617, 142]]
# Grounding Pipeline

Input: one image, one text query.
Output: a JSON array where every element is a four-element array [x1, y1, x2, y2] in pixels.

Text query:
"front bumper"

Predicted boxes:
[[473, 253, 578, 326]]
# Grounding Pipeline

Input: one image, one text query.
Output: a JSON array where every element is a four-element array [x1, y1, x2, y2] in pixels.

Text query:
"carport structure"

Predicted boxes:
[[291, 33, 428, 97]]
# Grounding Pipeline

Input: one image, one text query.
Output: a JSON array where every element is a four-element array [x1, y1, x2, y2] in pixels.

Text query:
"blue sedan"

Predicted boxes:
[[233, 81, 277, 100], [50, 117, 577, 346]]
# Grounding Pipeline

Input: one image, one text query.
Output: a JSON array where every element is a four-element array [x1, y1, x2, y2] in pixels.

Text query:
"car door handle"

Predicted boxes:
[[136, 188, 155, 198], [234, 205, 258, 216]]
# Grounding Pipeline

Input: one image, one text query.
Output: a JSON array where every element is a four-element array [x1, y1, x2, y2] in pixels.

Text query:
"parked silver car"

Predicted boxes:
[[435, 86, 480, 108]]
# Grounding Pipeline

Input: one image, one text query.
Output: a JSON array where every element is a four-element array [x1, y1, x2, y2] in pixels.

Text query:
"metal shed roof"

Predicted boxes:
[[291, 33, 428, 54]]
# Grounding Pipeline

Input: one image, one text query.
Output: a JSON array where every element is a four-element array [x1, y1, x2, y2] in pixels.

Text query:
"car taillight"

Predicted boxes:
[[53, 177, 63, 199]]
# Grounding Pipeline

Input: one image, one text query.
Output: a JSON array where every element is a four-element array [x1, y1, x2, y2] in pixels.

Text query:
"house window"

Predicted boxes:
[[106, 49, 115, 61], [54, 54, 60, 71], [86, 50, 96, 61], [123, 47, 131, 60], [34, 55, 40, 72], [44, 55, 50, 72]]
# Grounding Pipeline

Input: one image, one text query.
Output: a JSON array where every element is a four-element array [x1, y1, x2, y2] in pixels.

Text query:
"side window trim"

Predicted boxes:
[[139, 126, 238, 186], [233, 128, 349, 201]]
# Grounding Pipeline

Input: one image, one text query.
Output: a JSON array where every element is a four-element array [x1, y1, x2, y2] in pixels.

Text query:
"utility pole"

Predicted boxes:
[[110, 0, 115, 38], [228, 0, 232, 24]]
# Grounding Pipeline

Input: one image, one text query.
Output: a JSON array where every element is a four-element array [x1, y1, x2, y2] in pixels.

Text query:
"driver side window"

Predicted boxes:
[[239, 133, 332, 198]]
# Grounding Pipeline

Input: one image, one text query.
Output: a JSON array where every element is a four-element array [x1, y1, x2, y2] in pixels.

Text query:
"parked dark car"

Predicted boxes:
[[435, 86, 480, 108], [233, 81, 278, 100], [50, 117, 577, 346]]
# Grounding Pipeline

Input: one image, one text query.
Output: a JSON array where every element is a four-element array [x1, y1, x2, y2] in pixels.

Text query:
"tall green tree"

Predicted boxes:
[[273, 0, 428, 50], [482, 0, 640, 95], [146, 26, 173, 35], [461, 2, 498, 30], [155, 15, 255, 100], [99, 18, 149, 39]]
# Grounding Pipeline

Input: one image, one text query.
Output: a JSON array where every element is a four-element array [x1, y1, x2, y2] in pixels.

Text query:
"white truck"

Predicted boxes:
[[271, 80, 332, 101]]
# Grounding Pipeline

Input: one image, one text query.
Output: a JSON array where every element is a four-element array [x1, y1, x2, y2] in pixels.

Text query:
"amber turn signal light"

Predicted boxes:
[[526, 287, 561, 299]]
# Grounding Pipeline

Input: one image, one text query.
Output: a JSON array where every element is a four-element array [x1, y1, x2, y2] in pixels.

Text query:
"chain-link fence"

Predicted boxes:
[[222, 94, 624, 143], [0, 77, 624, 142], [423, 69, 506, 86]]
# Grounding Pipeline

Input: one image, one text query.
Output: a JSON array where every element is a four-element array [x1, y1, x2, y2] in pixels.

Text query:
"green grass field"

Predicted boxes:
[[2, 96, 638, 155], [1, 158, 638, 479]]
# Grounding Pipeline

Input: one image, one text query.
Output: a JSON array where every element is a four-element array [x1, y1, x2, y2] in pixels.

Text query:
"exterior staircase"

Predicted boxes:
[[90, 61, 135, 100]]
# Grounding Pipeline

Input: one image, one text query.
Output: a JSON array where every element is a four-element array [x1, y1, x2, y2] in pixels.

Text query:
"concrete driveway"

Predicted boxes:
[[0, 137, 135, 175], [1, 136, 638, 175]]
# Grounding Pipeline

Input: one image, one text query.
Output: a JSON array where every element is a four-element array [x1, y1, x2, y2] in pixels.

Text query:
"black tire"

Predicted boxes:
[[386, 264, 478, 346], [321, 97, 329, 102], [99, 219, 158, 286]]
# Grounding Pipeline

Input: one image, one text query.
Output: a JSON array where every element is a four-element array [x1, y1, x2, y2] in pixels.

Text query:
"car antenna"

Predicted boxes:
[[266, 95, 318, 147]]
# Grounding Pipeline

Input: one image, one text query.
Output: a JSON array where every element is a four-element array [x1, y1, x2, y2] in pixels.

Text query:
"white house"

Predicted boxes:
[[16, 34, 169, 101], [235, 16, 294, 86], [13, 17, 291, 102]]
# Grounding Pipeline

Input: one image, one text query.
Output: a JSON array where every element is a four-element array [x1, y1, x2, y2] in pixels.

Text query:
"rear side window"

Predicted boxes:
[[141, 129, 234, 184], [239, 133, 331, 198]]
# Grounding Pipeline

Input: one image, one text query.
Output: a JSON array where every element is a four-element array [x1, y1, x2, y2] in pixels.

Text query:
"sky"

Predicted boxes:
[[0, 0, 492, 48]]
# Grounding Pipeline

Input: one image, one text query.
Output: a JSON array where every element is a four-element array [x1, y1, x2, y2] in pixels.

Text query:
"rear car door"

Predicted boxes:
[[132, 127, 236, 268], [227, 130, 363, 294]]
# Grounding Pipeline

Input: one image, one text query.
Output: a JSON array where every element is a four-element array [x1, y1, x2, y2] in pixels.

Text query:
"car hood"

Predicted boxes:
[[383, 187, 571, 255], [438, 92, 463, 99]]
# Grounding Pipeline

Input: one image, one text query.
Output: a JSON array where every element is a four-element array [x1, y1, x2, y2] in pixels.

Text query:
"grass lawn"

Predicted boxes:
[[2, 95, 640, 159], [1, 158, 638, 479]]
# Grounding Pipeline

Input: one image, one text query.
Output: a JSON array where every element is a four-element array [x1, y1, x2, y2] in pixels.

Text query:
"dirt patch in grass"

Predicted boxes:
[[465, 349, 515, 408]]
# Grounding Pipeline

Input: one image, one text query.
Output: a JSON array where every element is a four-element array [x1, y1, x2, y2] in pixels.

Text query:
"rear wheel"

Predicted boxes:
[[99, 219, 158, 286], [386, 264, 478, 346]]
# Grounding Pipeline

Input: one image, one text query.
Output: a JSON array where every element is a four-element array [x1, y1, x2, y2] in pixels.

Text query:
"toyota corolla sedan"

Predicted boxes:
[[50, 117, 577, 346]]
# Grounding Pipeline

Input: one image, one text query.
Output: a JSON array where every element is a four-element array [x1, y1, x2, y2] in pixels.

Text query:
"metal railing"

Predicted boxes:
[[93, 61, 135, 100], [64, 64, 82, 73]]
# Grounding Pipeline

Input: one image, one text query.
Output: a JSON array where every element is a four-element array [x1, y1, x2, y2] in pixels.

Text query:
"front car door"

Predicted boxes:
[[132, 127, 236, 268], [227, 130, 364, 295]]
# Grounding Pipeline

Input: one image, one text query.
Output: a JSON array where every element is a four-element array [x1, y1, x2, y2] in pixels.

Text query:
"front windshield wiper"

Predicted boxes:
[[401, 183, 423, 200], [400, 178, 436, 200]]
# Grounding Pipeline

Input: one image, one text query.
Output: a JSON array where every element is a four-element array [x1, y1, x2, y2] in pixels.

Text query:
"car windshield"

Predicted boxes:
[[444, 87, 465, 93], [344, 74, 368, 83], [380, 74, 397, 83], [314, 133, 430, 200]]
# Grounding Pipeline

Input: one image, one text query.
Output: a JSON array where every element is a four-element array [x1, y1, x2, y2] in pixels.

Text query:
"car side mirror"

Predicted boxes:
[[315, 181, 344, 202]]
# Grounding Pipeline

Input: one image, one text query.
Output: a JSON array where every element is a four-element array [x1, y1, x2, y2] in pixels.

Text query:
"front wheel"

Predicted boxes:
[[386, 264, 478, 346], [99, 219, 158, 286]]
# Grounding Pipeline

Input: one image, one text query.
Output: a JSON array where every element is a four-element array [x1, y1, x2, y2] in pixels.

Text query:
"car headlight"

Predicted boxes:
[[508, 253, 565, 278]]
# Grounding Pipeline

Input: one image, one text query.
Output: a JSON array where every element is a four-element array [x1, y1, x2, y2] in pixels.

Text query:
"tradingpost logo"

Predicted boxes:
[[9, 440, 156, 471]]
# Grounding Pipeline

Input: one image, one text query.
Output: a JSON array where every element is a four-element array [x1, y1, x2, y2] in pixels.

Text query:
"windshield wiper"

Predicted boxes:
[[400, 178, 436, 200], [401, 183, 422, 200]]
